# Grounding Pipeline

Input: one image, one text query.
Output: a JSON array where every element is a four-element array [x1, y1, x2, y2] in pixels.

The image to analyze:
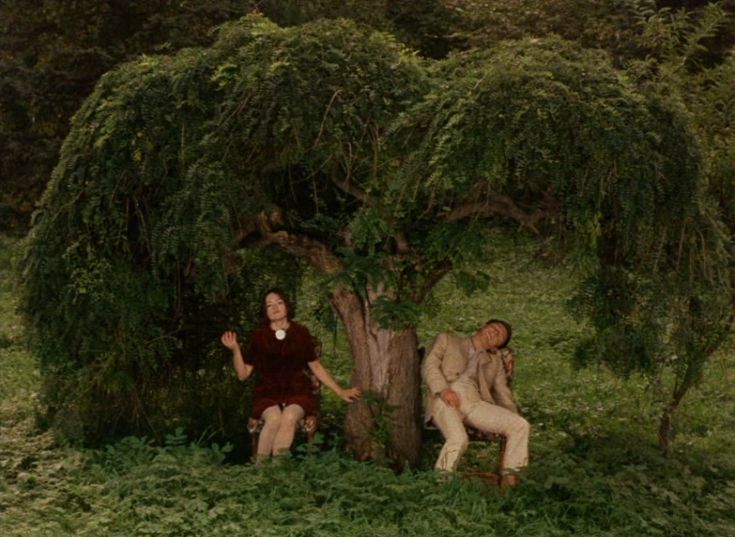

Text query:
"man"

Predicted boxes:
[[422, 319, 529, 486]]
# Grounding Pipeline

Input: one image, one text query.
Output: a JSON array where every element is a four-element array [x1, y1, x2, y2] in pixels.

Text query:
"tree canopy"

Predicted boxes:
[[22, 15, 427, 447], [5, 0, 735, 233], [22, 13, 732, 460]]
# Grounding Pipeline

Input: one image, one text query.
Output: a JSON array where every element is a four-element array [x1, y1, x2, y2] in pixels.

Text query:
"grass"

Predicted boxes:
[[1, 234, 734, 536]]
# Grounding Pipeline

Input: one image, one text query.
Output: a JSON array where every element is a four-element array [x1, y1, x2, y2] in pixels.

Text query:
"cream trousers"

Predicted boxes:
[[431, 380, 530, 473]]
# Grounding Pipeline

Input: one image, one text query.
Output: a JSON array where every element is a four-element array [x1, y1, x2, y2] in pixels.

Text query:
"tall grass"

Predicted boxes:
[[1, 235, 734, 536]]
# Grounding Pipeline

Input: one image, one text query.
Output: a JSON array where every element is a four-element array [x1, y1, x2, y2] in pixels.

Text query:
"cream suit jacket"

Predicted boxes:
[[422, 332, 518, 423]]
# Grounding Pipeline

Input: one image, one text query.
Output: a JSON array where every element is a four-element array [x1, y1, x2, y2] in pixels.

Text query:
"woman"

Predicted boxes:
[[221, 288, 360, 459]]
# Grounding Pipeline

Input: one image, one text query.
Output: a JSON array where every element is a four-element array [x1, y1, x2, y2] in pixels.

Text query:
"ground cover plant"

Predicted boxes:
[[2, 236, 734, 536]]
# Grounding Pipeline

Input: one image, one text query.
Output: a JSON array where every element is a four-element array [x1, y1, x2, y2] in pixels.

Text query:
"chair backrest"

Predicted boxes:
[[499, 347, 515, 388], [305, 335, 322, 393], [417, 345, 516, 388]]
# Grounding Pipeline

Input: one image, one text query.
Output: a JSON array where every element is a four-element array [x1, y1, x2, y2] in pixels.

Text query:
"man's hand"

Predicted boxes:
[[439, 388, 460, 408]]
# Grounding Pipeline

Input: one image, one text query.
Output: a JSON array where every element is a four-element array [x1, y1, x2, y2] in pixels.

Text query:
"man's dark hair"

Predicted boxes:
[[261, 287, 295, 323], [485, 318, 512, 348]]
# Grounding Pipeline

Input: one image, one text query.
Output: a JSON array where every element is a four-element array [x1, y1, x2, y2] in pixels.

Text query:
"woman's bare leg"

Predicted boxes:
[[257, 405, 283, 456], [272, 404, 305, 455]]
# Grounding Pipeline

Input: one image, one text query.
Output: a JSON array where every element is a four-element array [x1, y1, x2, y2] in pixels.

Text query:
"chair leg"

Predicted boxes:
[[304, 430, 314, 455], [251, 431, 259, 460], [498, 437, 507, 475], [304, 415, 318, 455]]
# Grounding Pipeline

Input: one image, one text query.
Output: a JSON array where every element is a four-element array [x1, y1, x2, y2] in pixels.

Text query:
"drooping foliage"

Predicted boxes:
[[634, 2, 735, 238], [621, 3, 735, 449], [0, 0, 457, 234], [392, 37, 731, 396], [22, 15, 428, 445], [22, 13, 731, 456], [394, 38, 715, 265], [0, 0, 254, 233], [7, 0, 735, 236]]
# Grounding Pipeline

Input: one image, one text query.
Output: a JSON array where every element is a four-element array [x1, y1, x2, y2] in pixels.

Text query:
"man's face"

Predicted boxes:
[[476, 322, 508, 351]]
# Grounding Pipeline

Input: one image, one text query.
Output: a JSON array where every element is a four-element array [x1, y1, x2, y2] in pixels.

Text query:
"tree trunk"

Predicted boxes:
[[657, 368, 697, 454], [331, 288, 422, 466]]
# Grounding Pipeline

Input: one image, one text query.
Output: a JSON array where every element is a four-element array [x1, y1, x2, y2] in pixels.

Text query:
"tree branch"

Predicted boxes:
[[331, 174, 369, 204], [329, 165, 411, 254], [252, 209, 345, 275], [445, 187, 559, 234], [411, 260, 452, 303]]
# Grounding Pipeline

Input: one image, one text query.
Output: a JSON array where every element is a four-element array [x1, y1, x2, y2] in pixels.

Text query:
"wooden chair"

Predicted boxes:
[[422, 346, 516, 476], [246, 337, 322, 455]]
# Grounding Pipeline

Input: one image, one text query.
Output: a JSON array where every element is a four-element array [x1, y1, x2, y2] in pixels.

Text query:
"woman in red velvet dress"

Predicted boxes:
[[221, 288, 360, 459]]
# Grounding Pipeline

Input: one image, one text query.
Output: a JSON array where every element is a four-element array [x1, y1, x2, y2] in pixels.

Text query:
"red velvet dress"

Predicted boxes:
[[244, 321, 318, 418]]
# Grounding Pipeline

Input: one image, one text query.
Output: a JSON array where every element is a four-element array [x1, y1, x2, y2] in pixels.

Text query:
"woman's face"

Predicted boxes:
[[264, 292, 288, 323]]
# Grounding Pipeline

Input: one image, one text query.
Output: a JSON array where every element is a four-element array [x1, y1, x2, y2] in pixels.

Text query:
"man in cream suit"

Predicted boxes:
[[422, 319, 529, 485]]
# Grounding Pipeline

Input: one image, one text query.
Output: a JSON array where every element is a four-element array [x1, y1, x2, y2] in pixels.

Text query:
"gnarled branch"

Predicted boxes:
[[252, 209, 345, 275], [411, 260, 452, 303], [329, 166, 411, 254], [331, 173, 370, 205], [446, 187, 559, 234]]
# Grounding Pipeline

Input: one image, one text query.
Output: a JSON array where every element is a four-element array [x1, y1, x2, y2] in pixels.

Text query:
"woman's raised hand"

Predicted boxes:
[[220, 331, 240, 351], [222, 330, 252, 381]]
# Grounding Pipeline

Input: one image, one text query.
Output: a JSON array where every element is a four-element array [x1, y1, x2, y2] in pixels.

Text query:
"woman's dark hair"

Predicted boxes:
[[260, 287, 295, 323], [485, 318, 512, 348]]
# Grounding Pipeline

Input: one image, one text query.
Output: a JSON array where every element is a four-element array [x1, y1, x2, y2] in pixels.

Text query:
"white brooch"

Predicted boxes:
[[275, 329, 286, 341]]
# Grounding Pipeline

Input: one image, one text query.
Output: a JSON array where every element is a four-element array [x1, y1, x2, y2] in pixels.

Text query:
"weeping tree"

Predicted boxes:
[[23, 14, 730, 463], [627, 2, 735, 451], [392, 37, 732, 454], [23, 15, 430, 457]]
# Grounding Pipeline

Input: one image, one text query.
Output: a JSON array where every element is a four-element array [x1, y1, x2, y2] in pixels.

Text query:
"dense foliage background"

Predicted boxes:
[[1, 1, 734, 532], [2, 236, 734, 536], [0, 0, 259, 233], [18, 2, 733, 459]]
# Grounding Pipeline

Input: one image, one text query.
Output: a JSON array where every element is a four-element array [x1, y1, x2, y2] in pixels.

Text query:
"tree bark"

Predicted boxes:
[[657, 367, 696, 454], [250, 221, 423, 465], [331, 288, 422, 466]]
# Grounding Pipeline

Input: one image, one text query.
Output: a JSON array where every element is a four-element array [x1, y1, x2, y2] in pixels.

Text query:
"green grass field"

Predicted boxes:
[[1, 235, 734, 536]]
